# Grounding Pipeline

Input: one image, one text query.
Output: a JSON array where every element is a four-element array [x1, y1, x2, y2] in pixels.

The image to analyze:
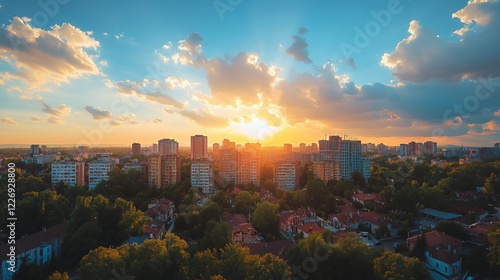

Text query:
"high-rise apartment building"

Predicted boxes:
[[88, 160, 113, 190], [339, 139, 361, 180], [237, 151, 261, 185], [30, 144, 40, 156], [148, 155, 181, 188], [219, 148, 238, 186], [132, 143, 141, 156], [313, 161, 340, 183], [400, 144, 409, 156], [158, 139, 178, 156], [274, 162, 298, 190], [51, 161, 85, 187], [284, 143, 293, 154], [328, 135, 341, 151], [318, 140, 329, 151], [424, 141, 438, 156], [191, 135, 208, 160], [191, 159, 215, 194]]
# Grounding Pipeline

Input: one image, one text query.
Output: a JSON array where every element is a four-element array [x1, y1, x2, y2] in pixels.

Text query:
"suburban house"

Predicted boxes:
[[259, 189, 278, 203], [297, 222, 324, 238], [351, 193, 383, 207], [0, 224, 65, 280], [225, 214, 261, 244], [407, 231, 463, 279], [279, 207, 317, 233], [147, 198, 175, 222], [144, 218, 166, 239]]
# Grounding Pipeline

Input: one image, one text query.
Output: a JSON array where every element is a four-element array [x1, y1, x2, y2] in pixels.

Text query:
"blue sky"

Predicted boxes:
[[1, 0, 499, 147]]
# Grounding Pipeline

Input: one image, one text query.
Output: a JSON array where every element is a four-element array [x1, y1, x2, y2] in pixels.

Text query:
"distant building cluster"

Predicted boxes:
[[13, 139, 496, 194]]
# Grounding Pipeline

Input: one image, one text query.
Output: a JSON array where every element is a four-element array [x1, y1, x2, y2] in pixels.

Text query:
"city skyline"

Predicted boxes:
[[1, 0, 500, 147]]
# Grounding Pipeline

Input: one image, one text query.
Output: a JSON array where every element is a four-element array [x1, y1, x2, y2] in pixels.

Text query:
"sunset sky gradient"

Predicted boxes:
[[1, 0, 499, 147]]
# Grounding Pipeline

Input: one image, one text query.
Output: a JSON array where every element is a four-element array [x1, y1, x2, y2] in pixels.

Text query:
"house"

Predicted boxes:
[[359, 212, 398, 237], [245, 239, 296, 259], [225, 214, 261, 244], [0, 224, 65, 280], [144, 218, 166, 239], [466, 218, 498, 245], [419, 208, 462, 221], [279, 207, 317, 233], [351, 193, 383, 207], [447, 204, 488, 221], [147, 198, 175, 222], [259, 189, 278, 203], [328, 212, 364, 230], [297, 222, 324, 238], [407, 231, 463, 279]]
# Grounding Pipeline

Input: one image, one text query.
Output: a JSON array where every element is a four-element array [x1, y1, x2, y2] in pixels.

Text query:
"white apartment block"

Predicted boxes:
[[88, 160, 113, 190], [191, 160, 215, 194], [51, 161, 85, 187], [274, 162, 298, 190]]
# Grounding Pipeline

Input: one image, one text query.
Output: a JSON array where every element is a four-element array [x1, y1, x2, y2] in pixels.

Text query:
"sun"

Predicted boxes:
[[231, 117, 281, 141]]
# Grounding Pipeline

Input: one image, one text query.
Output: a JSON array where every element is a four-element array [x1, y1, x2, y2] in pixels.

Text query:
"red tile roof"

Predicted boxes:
[[298, 222, 323, 235], [431, 250, 460, 264], [225, 214, 249, 229], [352, 193, 381, 202], [0, 224, 66, 262], [407, 231, 462, 248], [245, 239, 296, 259], [233, 223, 257, 235]]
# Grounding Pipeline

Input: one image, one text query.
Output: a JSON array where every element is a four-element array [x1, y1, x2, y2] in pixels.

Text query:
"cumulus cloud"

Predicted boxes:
[[41, 101, 71, 116], [178, 32, 203, 55], [113, 79, 184, 109], [0, 17, 100, 89], [285, 27, 312, 63], [381, 0, 500, 82], [47, 116, 63, 124], [1, 117, 17, 125], [175, 108, 229, 128], [30, 116, 42, 122], [84, 105, 112, 120]]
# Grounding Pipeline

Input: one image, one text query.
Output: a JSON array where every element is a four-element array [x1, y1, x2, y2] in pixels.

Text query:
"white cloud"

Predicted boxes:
[[84, 105, 112, 120], [1, 117, 17, 125], [0, 17, 100, 90]]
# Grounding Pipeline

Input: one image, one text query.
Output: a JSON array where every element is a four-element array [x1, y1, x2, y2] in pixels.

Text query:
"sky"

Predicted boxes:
[[1, 0, 500, 147]]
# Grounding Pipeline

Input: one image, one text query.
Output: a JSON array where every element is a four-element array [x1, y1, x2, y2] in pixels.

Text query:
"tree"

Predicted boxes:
[[246, 253, 291, 280], [374, 251, 432, 280], [77, 246, 124, 280], [411, 234, 427, 262], [191, 249, 222, 280], [234, 191, 256, 216], [200, 201, 223, 229], [484, 173, 500, 194], [200, 221, 231, 250], [220, 243, 250, 280], [434, 221, 468, 241], [305, 179, 327, 207], [487, 223, 500, 273], [47, 271, 70, 280], [252, 201, 279, 238], [127, 239, 170, 279]]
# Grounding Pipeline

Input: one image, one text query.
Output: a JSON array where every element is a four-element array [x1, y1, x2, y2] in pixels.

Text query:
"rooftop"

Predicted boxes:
[[0, 224, 66, 262], [419, 208, 462, 220]]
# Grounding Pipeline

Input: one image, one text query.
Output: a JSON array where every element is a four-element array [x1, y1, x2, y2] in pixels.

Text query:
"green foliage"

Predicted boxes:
[[374, 251, 432, 280], [48, 271, 70, 280], [63, 196, 148, 266], [434, 221, 469, 240], [487, 223, 500, 273], [200, 221, 231, 250], [410, 234, 427, 262], [234, 191, 257, 216], [252, 201, 280, 238]]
